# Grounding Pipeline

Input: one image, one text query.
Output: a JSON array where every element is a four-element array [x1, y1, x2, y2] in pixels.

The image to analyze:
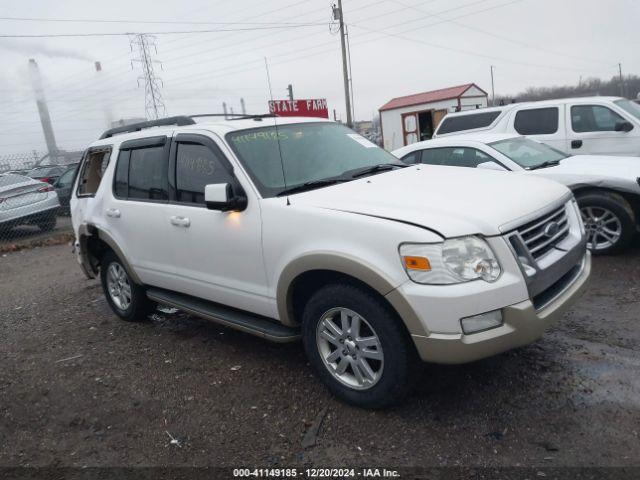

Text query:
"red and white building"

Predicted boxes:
[[379, 83, 488, 150]]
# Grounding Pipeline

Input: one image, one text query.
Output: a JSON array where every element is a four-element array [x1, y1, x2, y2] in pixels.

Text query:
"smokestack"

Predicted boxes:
[[95, 60, 113, 128], [28, 59, 58, 158]]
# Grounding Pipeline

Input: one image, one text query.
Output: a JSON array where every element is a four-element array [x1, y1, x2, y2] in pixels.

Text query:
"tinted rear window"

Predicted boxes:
[[127, 146, 168, 200], [514, 107, 559, 135], [437, 111, 501, 135]]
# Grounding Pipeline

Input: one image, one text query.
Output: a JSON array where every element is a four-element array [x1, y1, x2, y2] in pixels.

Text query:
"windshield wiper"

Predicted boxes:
[[528, 160, 561, 170], [276, 178, 346, 197], [347, 163, 408, 179]]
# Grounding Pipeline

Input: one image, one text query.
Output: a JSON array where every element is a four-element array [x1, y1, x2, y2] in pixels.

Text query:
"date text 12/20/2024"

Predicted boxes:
[[233, 468, 400, 478]]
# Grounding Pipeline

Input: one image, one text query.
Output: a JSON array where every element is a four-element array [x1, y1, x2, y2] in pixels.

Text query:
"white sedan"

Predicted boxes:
[[393, 133, 640, 254]]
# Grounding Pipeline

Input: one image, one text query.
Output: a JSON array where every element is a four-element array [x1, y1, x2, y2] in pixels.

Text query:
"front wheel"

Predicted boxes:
[[302, 283, 417, 408], [578, 192, 636, 255]]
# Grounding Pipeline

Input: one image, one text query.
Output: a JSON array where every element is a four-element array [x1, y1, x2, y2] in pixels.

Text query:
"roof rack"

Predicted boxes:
[[99, 116, 196, 139], [99, 113, 277, 139], [189, 113, 275, 121]]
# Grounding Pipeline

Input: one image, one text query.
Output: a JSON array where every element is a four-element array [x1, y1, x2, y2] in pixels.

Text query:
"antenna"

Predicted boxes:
[[264, 57, 289, 206]]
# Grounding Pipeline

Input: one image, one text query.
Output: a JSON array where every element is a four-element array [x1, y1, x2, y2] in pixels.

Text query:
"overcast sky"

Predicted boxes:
[[0, 0, 638, 155]]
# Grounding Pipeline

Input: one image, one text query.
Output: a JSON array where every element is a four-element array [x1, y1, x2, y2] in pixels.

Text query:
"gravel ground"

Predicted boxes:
[[1, 240, 639, 470]]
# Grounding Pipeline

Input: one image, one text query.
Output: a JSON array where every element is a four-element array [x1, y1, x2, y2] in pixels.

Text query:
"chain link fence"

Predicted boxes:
[[0, 150, 84, 252]]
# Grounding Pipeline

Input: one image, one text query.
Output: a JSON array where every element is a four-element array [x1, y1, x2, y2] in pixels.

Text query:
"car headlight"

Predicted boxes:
[[400, 236, 501, 285]]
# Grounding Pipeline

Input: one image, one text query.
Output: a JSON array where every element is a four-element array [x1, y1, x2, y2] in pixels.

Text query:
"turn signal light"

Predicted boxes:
[[403, 256, 431, 271]]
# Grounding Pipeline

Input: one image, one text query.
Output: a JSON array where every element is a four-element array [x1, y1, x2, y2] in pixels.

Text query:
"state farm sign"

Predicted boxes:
[[268, 99, 329, 118]]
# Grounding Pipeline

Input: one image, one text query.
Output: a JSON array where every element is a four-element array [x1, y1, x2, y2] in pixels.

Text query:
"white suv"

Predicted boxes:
[[433, 97, 640, 157], [71, 115, 590, 408]]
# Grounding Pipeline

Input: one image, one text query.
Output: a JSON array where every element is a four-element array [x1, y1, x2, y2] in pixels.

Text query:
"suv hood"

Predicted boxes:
[[289, 166, 569, 237], [530, 155, 640, 194]]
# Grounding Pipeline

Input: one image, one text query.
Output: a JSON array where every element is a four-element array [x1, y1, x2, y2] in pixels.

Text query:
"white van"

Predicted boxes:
[[433, 97, 640, 157]]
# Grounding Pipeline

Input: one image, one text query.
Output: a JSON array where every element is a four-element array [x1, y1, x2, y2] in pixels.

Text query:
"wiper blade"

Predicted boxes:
[[348, 163, 408, 179], [528, 160, 560, 170], [276, 178, 344, 197]]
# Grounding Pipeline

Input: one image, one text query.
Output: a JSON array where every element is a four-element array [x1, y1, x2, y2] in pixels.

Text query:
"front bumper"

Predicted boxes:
[[394, 252, 591, 364]]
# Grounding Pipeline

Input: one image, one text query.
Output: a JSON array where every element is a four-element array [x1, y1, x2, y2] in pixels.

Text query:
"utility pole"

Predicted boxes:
[[334, 0, 353, 127], [240, 98, 246, 115], [490, 65, 495, 106], [130, 34, 165, 120], [618, 63, 624, 98], [287, 84, 294, 101]]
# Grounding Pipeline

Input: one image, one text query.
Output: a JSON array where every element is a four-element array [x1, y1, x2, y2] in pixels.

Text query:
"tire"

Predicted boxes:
[[37, 214, 56, 232], [577, 191, 636, 255], [100, 250, 156, 322], [302, 282, 418, 409]]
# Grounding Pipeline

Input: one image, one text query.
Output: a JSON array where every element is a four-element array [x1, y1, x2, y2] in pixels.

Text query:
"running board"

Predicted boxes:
[[146, 288, 300, 343]]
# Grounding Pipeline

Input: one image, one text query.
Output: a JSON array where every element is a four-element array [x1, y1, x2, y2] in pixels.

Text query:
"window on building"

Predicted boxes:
[[436, 111, 501, 135], [127, 146, 168, 200], [175, 143, 233, 205], [514, 107, 559, 135], [571, 105, 626, 132]]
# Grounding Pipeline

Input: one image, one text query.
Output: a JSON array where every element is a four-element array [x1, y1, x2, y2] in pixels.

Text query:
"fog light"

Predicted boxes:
[[461, 310, 503, 334]]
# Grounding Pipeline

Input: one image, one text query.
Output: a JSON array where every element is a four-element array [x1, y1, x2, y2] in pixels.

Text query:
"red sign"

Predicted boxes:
[[268, 99, 329, 118]]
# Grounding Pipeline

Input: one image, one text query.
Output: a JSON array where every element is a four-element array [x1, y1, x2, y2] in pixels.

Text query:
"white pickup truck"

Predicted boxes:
[[433, 97, 640, 157], [71, 115, 590, 408]]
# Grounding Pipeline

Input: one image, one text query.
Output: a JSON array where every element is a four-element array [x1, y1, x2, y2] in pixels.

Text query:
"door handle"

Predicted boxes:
[[106, 208, 121, 218], [170, 216, 191, 228], [571, 139, 582, 149]]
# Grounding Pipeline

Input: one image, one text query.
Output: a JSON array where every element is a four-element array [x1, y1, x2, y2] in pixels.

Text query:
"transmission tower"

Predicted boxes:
[[130, 34, 166, 120]]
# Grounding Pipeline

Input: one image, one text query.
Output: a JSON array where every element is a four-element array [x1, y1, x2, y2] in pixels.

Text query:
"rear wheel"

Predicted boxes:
[[577, 192, 635, 255], [302, 282, 417, 408], [100, 250, 156, 322]]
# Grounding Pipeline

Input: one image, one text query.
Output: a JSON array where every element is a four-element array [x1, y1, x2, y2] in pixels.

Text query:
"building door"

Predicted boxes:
[[401, 113, 419, 146], [432, 109, 448, 130]]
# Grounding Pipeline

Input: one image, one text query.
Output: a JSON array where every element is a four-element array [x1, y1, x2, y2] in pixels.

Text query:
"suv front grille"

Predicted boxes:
[[516, 205, 569, 260]]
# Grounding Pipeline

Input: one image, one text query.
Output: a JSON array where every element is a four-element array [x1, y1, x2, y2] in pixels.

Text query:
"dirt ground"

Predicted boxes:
[[1, 240, 639, 472]]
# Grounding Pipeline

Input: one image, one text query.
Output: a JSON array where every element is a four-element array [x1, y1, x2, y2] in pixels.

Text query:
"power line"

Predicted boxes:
[[0, 16, 330, 26], [0, 23, 328, 38]]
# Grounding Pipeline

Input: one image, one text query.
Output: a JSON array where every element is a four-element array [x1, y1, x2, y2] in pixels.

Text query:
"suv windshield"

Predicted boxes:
[[490, 137, 568, 169], [227, 122, 403, 197], [614, 99, 640, 121]]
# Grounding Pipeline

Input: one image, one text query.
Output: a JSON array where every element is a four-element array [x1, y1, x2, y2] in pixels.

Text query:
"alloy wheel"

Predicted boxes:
[[316, 307, 384, 390], [106, 262, 132, 311], [580, 206, 622, 251]]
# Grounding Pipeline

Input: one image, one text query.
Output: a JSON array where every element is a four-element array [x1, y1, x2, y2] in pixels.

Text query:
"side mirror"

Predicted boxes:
[[477, 161, 507, 172], [204, 183, 247, 212], [614, 120, 634, 132]]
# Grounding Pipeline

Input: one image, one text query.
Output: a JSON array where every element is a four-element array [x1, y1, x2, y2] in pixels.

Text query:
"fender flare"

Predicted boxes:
[[276, 252, 402, 327], [78, 224, 143, 285]]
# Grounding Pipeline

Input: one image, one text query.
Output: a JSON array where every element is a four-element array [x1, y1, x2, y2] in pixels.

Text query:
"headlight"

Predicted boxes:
[[400, 236, 501, 285]]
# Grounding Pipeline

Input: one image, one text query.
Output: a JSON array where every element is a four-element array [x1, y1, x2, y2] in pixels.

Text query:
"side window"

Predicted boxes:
[[436, 111, 501, 135], [128, 146, 169, 201], [175, 143, 233, 205], [421, 147, 494, 168], [77, 149, 111, 196], [113, 150, 130, 198], [400, 151, 421, 165], [514, 107, 558, 135], [571, 105, 625, 132], [57, 168, 75, 187]]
